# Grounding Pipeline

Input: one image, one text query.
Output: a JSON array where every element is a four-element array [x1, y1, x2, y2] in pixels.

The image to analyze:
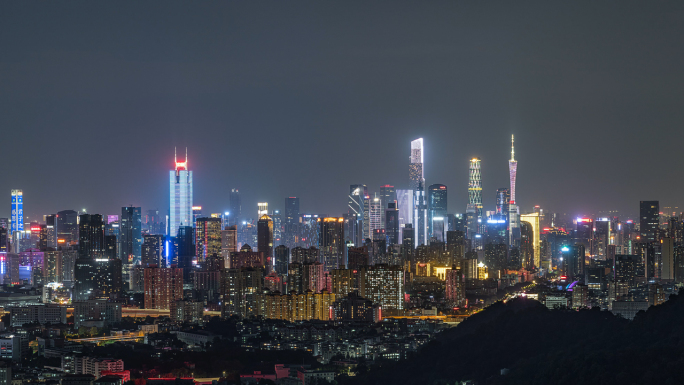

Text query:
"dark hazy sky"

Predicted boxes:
[[2, 1, 684, 222]]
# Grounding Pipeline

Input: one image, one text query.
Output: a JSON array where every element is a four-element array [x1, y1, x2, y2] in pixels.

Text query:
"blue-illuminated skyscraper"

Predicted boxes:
[[10, 189, 23, 234], [169, 148, 193, 237]]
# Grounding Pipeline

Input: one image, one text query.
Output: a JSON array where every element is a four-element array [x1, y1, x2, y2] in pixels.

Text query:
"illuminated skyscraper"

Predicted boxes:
[[257, 203, 268, 218], [520, 212, 540, 268], [257, 214, 274, 268], [468, 158, 483, 219], [195, 217, 222, 263], [396, 189, 413, 244], [348, 185, 366, 246], [495, 188, 510, 216], [228, 189, 241, 226], [640, 201, 659, 243], [284, 197, 300, 248], [10, 190, 23, 246], [414, 182, 427, 246], [409, 138, 424, 190], [169, 148, 193, 237], [379, 185, 396, 230], [509, 135, 520, 246], [78, 214, 105, 259], [428, 184, 447, 240], [369, 193, 382, 236], [57, 210, 78, 245], [119, 206, 142, 264], [319, 217, 344, 271]]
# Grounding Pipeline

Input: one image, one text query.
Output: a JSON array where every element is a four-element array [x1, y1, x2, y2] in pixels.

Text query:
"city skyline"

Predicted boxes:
[[2, 2, 683, 221]]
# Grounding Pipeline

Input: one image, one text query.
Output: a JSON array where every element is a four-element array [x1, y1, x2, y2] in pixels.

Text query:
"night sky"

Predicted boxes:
[[2, 1, 684, 222]]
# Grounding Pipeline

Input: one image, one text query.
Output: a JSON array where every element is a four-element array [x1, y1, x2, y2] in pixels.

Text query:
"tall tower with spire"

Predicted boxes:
[[169, 148, 193, 238], [508, 136, 520, 246]]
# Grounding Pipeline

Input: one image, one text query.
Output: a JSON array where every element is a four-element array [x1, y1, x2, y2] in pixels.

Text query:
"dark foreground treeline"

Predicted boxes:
[[345, 291, 684, 385]]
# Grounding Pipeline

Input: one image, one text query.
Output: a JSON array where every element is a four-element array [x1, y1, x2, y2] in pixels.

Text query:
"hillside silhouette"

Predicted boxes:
[[346, 290, 684, 385]]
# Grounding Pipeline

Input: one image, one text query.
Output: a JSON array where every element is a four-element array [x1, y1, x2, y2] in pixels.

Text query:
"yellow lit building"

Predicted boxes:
[[432, 266, 451, 281], [477, 262, 489, 280], [254, 291, 338, 322], [520, 212, 541, 268]]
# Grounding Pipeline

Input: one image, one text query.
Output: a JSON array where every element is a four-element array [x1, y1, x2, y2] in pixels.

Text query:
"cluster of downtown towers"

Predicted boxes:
[[2, 137, 526, 287], [163, 137, 523, 273]]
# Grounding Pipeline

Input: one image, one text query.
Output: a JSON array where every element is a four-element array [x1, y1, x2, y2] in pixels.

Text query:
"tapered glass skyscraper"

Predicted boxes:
[[169, 148, 193, 237], [409, 138, 424, 190]]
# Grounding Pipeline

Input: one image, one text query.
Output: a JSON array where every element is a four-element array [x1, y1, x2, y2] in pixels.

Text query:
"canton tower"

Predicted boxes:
[[508, 135, 520, 246]]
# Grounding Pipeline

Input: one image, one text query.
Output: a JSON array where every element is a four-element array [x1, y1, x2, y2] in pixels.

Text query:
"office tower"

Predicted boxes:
[[445, 268, 465, 307], [56, 210, 78, 244], [402, 223, 415, 251], [509, 135, 520, 246], [594, 218, 611, 258], [195, 217, 222, 263], [409, 138, 424, 190], [640, 201, 660, 243], [143, 266, 184, 310], [291, 246, 319, 264], [228, 189, 241, 227], [43, 250, 62, 283], [348, 185, 367, 246], [413, 182, 427, 247], [428, 184, 447, 240], [274, 245, 289, 276], [192, 206, 202, 225], [467, 158, 483, 233], [34, 224, 48, 251], [119, 206, 142, 264], [360, 264, 405, 313], [287, 262, 325, 293], [144, 209, 164, 235], [347, 246, 369, 270], [229, 244, 264, 270], [221, 225, 237, 268], [661, 238, 674, 281], [575, 218, 593, 253], [45, 215, 56, 249], [363, 194, 370, 241], [395, 190, 413, 246], [257, 203, 268, 217], [174, 225, 194, 272], [142, 235, 165, 266], [104, 235, 117, 260], [369, 193, 382, 235], [298, 214, 322, 249], [496, 188, 510, 216], [319, 217, 345, 271], [379, 185, 396, 230], [284, 197, 300, 249], [0, 228, 7, 252], [385, 202, 399, 245], [10, 190, 23, 237], [446, 230, 465, 260], [520, 213, 541, 268], [105, 215, 119, 237], [257, 215, 274, 269], [169, 148, 193, 237], [78, 214, 104, 259], [271, 211, 282, 246], [73, 258, 122, 301]]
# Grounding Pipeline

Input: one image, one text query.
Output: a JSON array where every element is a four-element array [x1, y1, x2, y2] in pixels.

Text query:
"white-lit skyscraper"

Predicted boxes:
[[409, 138, 424, 190], [466, 158, 483, 239], [169, 148, 193, 237], [410, 139, 427, 247]]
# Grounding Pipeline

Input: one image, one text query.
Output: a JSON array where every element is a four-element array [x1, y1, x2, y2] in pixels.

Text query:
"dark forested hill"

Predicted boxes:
[[346, 291, 684, 385]]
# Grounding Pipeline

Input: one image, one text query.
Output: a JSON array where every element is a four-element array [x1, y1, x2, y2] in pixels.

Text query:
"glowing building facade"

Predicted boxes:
[[169, 149, 193, 237], [410, 139, 427, 247], [409, 139, 424, 190], [520, 212, 540, 269], [466, 158, 482, 238]]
